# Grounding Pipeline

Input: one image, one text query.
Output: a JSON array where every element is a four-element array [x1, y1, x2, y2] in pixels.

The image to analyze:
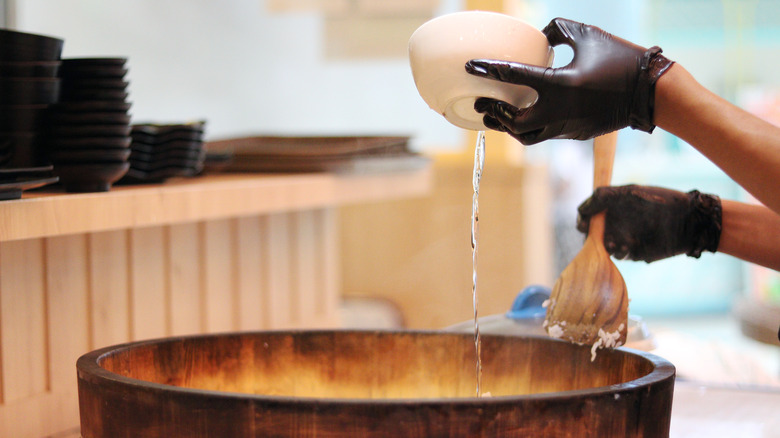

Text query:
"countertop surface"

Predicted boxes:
[[647, 315, 780, 437], [671, 382, 780, 438]]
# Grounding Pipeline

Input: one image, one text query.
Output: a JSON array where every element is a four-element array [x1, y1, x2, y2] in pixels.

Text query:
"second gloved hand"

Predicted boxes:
[[576, 185, 722, 263], [465, 17, 674, 145]]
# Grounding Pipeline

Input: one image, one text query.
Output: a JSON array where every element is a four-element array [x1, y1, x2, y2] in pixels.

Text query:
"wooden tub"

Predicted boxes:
[[77, 330, 675, 437]]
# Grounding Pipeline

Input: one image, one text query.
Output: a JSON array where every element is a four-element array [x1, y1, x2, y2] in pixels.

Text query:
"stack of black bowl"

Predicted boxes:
[[122, 121, 206, 183], [47, 58, 131, 192], [0, 29, 62, 170]]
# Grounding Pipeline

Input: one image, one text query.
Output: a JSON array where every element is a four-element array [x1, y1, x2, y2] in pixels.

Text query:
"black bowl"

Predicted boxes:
[[54, 161, 130, 192], [0, 131, 47, 168], [0, 60, 60, 77], [50, 100, 131, 113], [48, 136, 131, 149], [61, 78, 129, 90], [0, 77, 60, 104], [48, 124, 132, 137], [60, 58, 127, 79], [59, 88, 129, 102], [0, 104, 49, 131], [59, 64, 128, 79], [0, 144, 12, 163], [0, 29, 64, 62], [48, 111, 131, 125], [49, 148, 131, 163], [61, 57, 126, 67]]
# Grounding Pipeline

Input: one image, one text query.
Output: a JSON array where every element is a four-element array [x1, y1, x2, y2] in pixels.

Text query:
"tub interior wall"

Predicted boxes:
[[98, 332, 655, 399]]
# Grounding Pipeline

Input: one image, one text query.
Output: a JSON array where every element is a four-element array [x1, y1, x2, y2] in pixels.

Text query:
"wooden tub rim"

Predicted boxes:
[[76, 329, 676, 406]]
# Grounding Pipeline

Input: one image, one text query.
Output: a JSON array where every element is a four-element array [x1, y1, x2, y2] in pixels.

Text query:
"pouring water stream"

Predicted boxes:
[[472, 130, 485, 397]]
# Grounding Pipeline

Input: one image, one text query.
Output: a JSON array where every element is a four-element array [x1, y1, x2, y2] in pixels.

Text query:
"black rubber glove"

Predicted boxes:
[[576, 185, 722, 263], [464, 17, 675, 145]]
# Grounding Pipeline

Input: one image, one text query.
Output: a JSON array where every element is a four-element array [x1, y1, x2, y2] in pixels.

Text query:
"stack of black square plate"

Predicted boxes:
[[121, 121, 206, 183], [46, 58, 131, 192], [0, 29, 62, 170]]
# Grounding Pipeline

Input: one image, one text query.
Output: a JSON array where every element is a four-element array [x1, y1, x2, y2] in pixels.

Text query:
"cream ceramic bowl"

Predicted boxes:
[[409, 11, 552, 131]]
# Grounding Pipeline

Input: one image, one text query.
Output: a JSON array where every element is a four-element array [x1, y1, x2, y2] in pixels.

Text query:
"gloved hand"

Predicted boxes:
[[576, 185, 722, 263], [464, 17, 675, 145]]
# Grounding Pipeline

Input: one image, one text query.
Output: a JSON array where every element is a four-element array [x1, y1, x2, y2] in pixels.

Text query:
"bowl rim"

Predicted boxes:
[[77, 329, 676, 405], [409, 9, 536, 36], [0, 28, 64, 43], [0, 60, 62, 66]]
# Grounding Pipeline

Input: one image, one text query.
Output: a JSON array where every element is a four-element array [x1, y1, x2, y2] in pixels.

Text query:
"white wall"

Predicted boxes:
[[12, 0, 463, 150]]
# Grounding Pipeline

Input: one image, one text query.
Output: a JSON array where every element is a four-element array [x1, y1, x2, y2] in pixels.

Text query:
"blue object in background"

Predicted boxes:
[[506, 285, 551, 320]]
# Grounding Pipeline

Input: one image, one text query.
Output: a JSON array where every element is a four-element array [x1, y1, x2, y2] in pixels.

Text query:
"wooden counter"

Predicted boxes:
[[0, 169, 431, 438], [0, 171, 431, 242]]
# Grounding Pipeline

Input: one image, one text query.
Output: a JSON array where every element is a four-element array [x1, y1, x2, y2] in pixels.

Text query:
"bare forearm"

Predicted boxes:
[[654, 64, 780, 214], [718, 200, 780, 271]]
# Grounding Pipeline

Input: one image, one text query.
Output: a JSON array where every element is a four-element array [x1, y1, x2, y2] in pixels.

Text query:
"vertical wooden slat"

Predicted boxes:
[[89, 230, 130, 349], [236, 216, 266, 331], [0, 392, 81, 438], [265, 213, 292, 328], [293, 210, 318, 325], [46, 235, 89, 393], [45, 235, 90, 432], [202, 219, 236, 332], [129, 226, 167, 341], [0, 239, 47, 403], [0, 245, 5, 405], [319, 207, 341, 326], [168, 222, 203, 336]]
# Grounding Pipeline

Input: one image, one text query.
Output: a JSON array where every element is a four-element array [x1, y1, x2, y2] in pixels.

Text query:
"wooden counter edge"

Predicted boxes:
[[0, 169, 432, 242]]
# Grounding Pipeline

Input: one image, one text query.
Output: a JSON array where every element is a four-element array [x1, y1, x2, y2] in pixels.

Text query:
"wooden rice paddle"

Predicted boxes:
[[545, 131, 628, 346]]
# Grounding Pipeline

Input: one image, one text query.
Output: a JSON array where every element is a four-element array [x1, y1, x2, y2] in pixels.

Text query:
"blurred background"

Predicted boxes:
[[5, 0, 779, 386]]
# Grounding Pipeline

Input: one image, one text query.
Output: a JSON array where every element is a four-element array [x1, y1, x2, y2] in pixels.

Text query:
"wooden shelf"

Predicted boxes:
[[0, 169, 432, 242]]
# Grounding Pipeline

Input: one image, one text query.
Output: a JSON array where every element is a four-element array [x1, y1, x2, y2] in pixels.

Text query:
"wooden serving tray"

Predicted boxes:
[[205, 135, 429, 173]]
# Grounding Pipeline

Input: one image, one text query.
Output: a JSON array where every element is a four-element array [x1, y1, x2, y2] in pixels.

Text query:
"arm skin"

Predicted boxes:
[[719, 200, 780, 271], [654, 65, 780, 270], [654, 64, 780, 215]]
